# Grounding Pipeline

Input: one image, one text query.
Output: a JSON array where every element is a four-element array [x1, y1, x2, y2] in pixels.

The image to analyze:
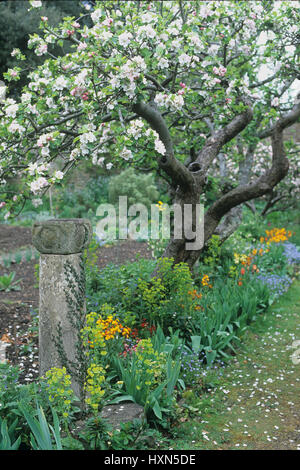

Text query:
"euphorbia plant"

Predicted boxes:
[[0, 0, 299, 267]]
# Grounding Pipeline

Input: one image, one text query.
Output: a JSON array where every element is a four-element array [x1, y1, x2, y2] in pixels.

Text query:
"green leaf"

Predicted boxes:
[[152, 399, 162, 420], [190, 335, 202, 353], [109, 395, 135, 404]]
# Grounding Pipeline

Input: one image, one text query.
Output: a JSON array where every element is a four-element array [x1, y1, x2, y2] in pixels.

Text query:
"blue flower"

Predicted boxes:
[[282, 242, 300, 265]]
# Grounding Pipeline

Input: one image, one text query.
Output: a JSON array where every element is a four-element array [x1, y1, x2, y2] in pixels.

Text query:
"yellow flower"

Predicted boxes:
[[201, 274, 210, 286], [155, 200, 166, 211]]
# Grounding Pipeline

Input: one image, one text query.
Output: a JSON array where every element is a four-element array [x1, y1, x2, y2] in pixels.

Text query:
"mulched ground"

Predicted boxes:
[[0, 223, 153, 383]]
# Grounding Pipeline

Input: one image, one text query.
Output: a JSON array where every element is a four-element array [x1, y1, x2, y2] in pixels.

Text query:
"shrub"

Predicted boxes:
[[108, 168, 159, 208]]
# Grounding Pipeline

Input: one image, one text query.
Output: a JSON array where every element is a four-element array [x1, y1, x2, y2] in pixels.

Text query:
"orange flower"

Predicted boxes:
[[188, 289, 202, 299], [241, 267, 245, 275], [238, 280, 243, 286], [252, 264, 257, 271]]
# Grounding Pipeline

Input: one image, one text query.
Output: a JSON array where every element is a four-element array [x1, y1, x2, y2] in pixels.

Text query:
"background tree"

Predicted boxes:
[[0, 0, 299, 268]]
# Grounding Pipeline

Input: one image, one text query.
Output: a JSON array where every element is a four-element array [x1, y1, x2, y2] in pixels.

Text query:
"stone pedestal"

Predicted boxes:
[[32, 218, 92, 399]]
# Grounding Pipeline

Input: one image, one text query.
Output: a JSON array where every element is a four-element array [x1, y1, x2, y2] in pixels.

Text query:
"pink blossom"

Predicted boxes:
[[77, 42, 87, 52], [213, 66, 227, 77]]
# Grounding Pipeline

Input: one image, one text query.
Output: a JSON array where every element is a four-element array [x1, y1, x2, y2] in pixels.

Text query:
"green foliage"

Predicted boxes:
[[202, 235, 222, 268], [42, 366, 76, 422], [108, 168, 159, 209], [19, 403, 63, 450], [108, 420, 147, 450], [0, 271, 22, 291], [56, 176, 109, 220], [0, 417, 21, 450], [189, 276, 271, 365], [85, 257, 156, 324], [84, 363, 106, 415], [111, 257, 195, 333], [110, 337, 181, 421], [78, 415, 110, 450]]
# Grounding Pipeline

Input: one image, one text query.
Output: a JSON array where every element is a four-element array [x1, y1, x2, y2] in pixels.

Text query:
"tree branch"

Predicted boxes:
[[205, 100, 300, 229], [259, 100, 300, 139], [194, 96, 253, 174], [132, 101, 195, 190]]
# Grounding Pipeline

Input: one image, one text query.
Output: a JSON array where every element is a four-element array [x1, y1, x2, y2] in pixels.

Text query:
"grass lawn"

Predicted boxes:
[[163, 278, 300, 450]]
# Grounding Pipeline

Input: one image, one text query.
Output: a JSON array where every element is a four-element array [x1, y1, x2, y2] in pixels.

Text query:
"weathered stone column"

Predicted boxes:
[[32, 218, 92, 400]]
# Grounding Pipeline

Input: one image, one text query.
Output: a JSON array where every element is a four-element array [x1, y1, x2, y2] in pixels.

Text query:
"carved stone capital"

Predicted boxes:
[[32, 218, 92, 254]]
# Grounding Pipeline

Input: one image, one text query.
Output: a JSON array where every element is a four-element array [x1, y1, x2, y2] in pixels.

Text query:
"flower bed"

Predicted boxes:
[[0, 226, 299, 450]]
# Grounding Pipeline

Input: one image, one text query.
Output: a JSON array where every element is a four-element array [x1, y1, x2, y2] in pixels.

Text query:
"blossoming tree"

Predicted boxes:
[[0, 0, 299, 267]]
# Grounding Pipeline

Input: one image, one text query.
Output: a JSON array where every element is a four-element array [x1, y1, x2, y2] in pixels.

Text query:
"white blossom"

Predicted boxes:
[[30, 177, 48, 194], [131, 56, 147, 72], [137, 24, 156, 40], [91, 9, 102, 23], [120, 147, 133, 160], [74, 69, 88, 86], [157, 57, 169, 69], [155, 139, 166, 155], [53, 76, 68, 91], [79, 132, 97, 144], [21, 92, 32, 103], [36, 43, 48, 56], [154, 92, 168, 107], [32, 198, 43, 208], [178, 53, 192, 67], [118, 32, 133, 47], [140, 12, 158, 24], [171, 94, 184, 110], [127, 119, 144, 139], [69, 148, 80, 161], [54, 170, 64, 180], [30, 1, 42, 7], [5, 103, 18, 118], [8, 121, 25, 134]]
